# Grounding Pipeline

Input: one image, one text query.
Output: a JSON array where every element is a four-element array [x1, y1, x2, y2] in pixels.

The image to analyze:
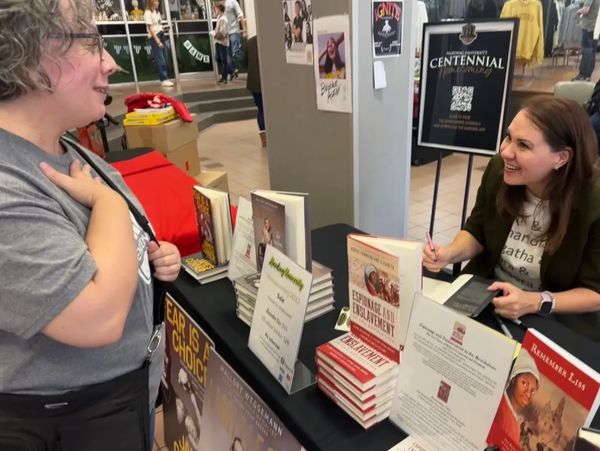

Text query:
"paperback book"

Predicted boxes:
[[193, 185, 232, 267], [347, 233, 423, 359], [162, 294, 214, 451], [198, 349, 306, 451], [316, 333, 399, 393], [251, 189, 311, 271], [181, 251, 228, 284], [487, 329, 600, 451], [251, 192, 286, 272]]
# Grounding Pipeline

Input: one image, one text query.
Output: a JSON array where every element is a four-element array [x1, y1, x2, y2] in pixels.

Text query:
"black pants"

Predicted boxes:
[[0, 364, 150, 451]]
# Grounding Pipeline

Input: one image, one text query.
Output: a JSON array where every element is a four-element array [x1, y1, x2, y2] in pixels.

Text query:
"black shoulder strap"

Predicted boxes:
[[61, 136, 166, 327]]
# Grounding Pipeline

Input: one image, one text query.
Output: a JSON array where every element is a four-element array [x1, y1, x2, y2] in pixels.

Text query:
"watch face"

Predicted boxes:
[[539, 291, 554, 315], [539, 300, 553, 315]]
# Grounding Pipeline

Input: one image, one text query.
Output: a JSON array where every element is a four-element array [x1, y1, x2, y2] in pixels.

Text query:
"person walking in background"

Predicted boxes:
[[212, 2, 232, 84], [145, 0, 174, 87], [245, 35, 266, 147], [572, 0, 600, 81], [222, 0, 247, 79]]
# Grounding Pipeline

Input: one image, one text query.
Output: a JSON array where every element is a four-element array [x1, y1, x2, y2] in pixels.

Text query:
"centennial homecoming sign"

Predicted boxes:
[[418, 20, 517, 156]]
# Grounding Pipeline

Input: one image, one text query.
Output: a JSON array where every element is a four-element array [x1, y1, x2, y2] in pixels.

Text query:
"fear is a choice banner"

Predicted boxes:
[[418, 20, 517, 156]]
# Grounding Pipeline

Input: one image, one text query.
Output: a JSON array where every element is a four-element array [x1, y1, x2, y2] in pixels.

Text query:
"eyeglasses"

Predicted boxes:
[[48, 32, 105, 57]]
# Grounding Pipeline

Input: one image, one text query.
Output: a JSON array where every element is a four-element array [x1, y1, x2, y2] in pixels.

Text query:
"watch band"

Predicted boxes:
[[538, 291, 555, 315]]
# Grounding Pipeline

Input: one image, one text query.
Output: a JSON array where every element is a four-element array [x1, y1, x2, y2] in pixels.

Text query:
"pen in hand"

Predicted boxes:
[[425, 231, 437, 262]]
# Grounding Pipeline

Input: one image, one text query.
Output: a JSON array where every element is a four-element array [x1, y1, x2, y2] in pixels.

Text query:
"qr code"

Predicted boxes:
[[450, 86, 474, 112]]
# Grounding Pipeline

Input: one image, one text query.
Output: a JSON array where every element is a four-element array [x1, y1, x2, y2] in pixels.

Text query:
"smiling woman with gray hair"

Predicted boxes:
[[0, 1, 180, 449]]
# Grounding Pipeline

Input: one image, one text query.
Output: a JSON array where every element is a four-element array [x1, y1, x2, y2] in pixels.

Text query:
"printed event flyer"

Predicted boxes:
[[248, 245, 312, 393], [162, 294, 215, 451], [199, 350, 306, 451], [372, 0, 403, 58], [283, 0, 313, 65], [389, 293, 516, 451], [313, 14, 352, 113]]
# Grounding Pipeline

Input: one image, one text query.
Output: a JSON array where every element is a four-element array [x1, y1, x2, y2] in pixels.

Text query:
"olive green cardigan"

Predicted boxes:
[[462, 155, 600, 340]]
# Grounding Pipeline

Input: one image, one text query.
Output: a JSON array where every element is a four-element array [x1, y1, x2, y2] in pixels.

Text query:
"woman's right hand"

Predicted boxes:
[[422, 242, 453, 272], [40, 160, 119, 208]]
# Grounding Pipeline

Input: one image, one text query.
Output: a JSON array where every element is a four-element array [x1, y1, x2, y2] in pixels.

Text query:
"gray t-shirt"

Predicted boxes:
[[582, 0, 600, 31], [0, 129, 163, 412]]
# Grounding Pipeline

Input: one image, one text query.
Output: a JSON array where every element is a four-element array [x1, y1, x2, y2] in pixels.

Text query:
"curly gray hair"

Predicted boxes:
[[0, 0, 96, 101]]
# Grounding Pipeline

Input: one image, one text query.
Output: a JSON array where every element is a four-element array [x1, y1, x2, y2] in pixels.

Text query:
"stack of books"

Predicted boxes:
[[234, 260, 335, 326], [315, 234, 423, 429], [316, 333, 399, 429], [181, 251, 229, 284], [122, 106, 177, 126]]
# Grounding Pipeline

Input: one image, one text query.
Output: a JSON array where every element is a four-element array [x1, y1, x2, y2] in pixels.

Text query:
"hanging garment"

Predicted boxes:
[[415, 1, 429, 53], [467, 0, 499, 18], [442, 0, 469, 18], [423, 0, 441, 22], [500, 0, 545, 65], [543, 0, 559, 55], [558, 2, 582, 48]]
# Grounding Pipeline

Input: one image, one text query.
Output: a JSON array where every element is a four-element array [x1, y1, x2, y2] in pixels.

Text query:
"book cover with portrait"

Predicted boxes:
[[198, 350, 306, 451], [487, 329, 600, 451], [250, 192, 286, 272], [193, 187, 217, 266], [347, 234, 422, 360], [162, 294, 215, 451]]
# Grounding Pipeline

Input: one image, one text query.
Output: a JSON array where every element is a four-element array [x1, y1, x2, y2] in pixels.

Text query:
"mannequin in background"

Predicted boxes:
[[130, 0, 144, 21]]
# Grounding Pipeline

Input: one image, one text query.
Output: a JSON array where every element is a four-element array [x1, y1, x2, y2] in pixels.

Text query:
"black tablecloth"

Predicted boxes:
[[167, 223, 600, 450]]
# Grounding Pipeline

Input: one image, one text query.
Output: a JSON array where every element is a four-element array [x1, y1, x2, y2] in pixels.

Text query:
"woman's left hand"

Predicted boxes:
[[488, 281, 539, 320], [148, 241, 181, 281]]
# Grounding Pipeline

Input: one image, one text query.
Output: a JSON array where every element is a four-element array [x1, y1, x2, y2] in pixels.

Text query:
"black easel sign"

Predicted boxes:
[[418, 20, 517, 156]]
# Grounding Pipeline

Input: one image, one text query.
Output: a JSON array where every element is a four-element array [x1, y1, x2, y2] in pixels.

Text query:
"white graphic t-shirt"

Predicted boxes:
[[495, 192, 549, 291]]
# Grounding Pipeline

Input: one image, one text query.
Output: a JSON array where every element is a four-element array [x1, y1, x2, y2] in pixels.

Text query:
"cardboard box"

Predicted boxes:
[[124, 114, 198, 153], [194, 170, 229, 192], [165, 141, 200, 176]]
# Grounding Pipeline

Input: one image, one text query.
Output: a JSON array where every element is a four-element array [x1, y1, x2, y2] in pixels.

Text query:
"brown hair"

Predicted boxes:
[[497, 95, 600, 253]]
